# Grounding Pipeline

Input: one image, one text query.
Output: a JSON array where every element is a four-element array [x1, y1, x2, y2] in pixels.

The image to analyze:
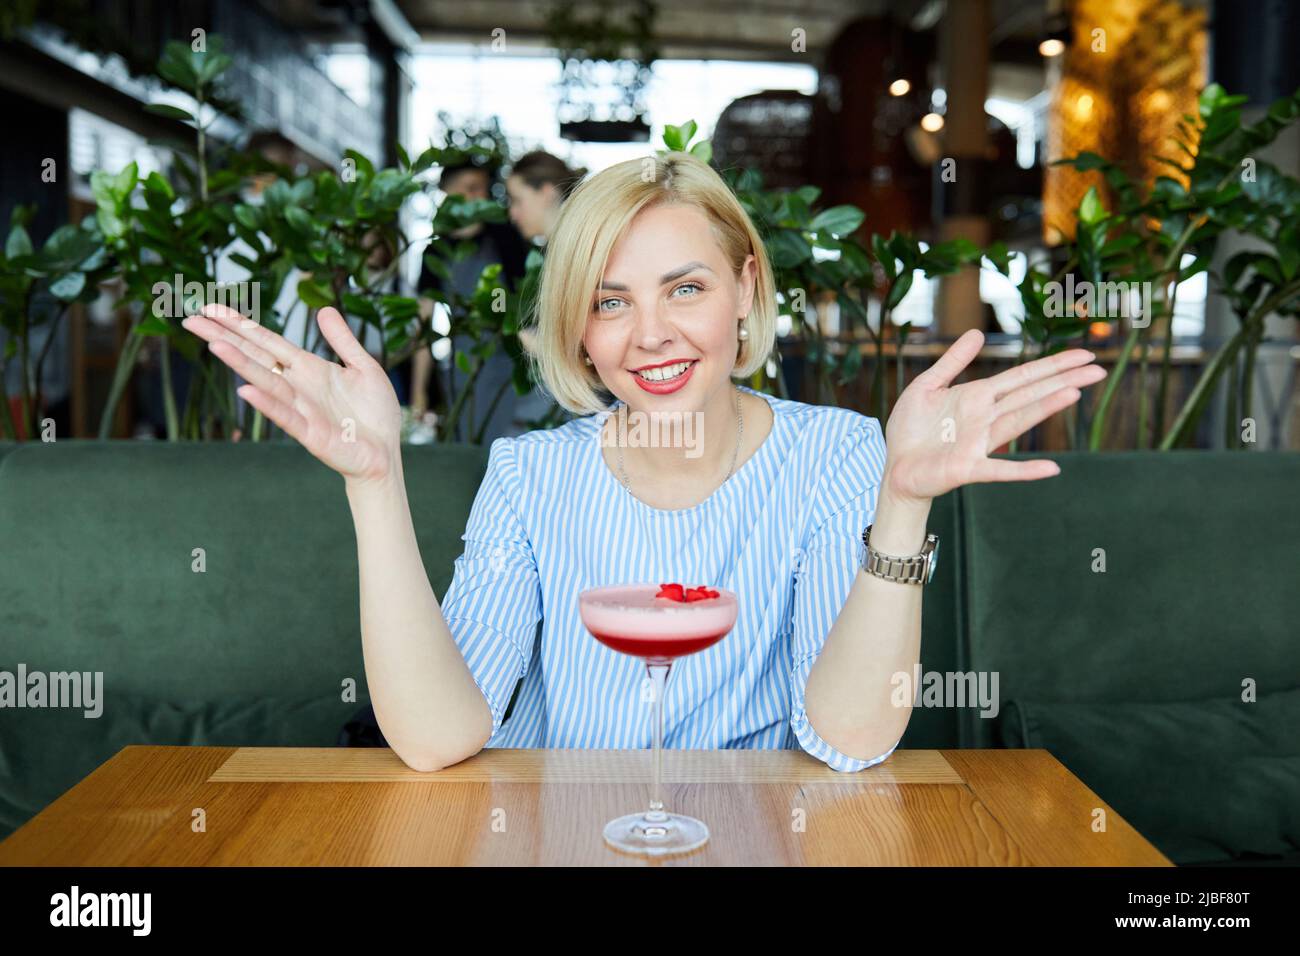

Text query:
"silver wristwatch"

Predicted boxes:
[[859, 525, 940, 585]]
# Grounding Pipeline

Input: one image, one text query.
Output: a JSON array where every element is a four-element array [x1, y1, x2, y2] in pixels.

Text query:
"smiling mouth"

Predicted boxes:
[[631, 360, 698, 383]]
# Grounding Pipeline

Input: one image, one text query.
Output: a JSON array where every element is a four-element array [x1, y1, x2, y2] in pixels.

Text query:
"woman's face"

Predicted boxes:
[[583, 203, 756, 413], [506, 175, 557, 241]]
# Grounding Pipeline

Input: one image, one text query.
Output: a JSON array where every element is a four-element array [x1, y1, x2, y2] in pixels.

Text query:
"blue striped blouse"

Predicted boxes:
[[439, 384, 900, 771]]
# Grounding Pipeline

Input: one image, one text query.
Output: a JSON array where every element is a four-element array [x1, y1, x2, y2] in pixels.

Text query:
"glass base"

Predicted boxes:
[[603, 810, 709, 856]]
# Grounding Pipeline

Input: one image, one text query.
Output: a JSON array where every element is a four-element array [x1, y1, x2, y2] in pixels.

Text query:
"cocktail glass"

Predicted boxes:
[[578, 583, 739, 856]]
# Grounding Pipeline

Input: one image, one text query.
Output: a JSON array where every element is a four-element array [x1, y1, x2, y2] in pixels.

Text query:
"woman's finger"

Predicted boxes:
[[913, 328, 984, 389], [984, 348, 1096, 403], [196, 303, 307, 370], [236, 384, 310, 444], [183, 313, 287, 379], [208, 338, 298, 404], [970, 456, 1062, 483], [316, 306, 376, 371], [993, 362, 1107, 418], [987, 385, 1081, 451]]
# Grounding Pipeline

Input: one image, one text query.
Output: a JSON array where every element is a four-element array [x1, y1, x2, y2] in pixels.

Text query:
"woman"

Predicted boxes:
[[182, 152, 1106, 772], [507, 150, 586, 383], [505, 150, 587, 244]]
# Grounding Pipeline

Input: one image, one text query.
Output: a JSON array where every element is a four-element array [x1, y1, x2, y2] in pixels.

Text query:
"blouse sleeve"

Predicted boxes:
[[439, 436, 543, 742], [788, 415, 902, 772]]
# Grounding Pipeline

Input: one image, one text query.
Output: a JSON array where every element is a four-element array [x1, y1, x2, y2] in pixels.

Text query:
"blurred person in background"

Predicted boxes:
[[411, 159, 530, 442], [505, 151, 586, 426]]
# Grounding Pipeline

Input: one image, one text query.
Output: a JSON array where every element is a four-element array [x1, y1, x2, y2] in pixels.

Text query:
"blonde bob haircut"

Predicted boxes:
[[526, 151, 778, 416]]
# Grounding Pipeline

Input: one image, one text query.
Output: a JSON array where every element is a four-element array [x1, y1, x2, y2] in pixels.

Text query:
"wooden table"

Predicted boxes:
[[0, 746, 1172, 866]]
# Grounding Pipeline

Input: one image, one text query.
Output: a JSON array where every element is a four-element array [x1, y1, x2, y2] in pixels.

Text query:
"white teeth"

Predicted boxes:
[[635, 361, 693, 382]]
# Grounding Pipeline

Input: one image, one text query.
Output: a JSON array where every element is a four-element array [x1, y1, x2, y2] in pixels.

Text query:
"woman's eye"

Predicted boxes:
[[595, 297, 624, 313], [672, 282, 704, 297]]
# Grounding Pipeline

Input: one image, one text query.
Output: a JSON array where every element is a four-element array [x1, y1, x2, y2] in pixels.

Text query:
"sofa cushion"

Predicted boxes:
[[0, 693, 357, 840], [0, 440, 488, 702], [960, 451, 1300, 748], [1000, 688, 1300, 864]]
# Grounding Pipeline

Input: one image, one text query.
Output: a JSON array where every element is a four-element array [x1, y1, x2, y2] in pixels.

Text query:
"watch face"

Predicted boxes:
[[927, 537, 940, 583]]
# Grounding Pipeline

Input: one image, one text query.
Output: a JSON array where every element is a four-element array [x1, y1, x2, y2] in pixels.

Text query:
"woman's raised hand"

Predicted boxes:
[[881, 329, 1109, 504], [181, 304, 403, 485]]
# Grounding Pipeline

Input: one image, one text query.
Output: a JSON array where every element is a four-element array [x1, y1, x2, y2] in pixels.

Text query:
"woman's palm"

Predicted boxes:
[[883, 329, 1109, 502], [182, 304, 402, 483]]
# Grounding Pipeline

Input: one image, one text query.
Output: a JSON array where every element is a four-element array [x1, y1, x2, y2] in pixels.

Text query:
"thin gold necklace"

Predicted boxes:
[[616, 387, 743, 493]]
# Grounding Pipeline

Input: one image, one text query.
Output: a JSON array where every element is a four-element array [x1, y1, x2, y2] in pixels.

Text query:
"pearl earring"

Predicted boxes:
[[584, 354, 593, 365], [738, 320, 749, 341]]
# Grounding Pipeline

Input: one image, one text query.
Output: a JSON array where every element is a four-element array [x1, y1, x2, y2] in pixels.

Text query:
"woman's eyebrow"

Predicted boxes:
[[599, 261, 715, 291]]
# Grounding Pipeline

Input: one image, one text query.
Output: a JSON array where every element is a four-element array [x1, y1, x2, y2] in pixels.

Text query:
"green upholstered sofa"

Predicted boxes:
[[1, 439, 1297, 865]]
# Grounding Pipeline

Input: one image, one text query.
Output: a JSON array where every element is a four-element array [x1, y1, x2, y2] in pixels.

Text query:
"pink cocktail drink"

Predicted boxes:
[[580, 584, 737, 663], [578, 582, 739, 856]]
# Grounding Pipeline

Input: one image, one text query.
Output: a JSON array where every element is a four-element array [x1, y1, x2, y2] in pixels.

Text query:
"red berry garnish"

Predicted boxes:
[[656, 583, 686, 602], [655, 583, 720, 603]]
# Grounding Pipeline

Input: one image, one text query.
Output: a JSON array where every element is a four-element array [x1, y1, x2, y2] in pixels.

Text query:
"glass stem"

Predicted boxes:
[[646, 661, 670, 822]]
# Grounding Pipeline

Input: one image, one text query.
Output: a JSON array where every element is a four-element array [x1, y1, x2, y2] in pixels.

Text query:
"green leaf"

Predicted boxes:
[[810, 204, 865, 237], [983, 240, 1012, 275], [157, 41, 199, 92], [343, 149, 376, 181], [5, 224, 33, 259], [1051, 150, 1112, 172], [837, 239, 871, 279], [49, 272, 86, 301], [284, 206, 314, 234], [689, 139, 712, 164], [662, 124, 684, 151], [196, 51, 233, 85], [96, 208, 126, 241], [108, 162, 138, 204], [135, 314, 173, 336], [143, 170, 176, 202], [1077, 186, 1106, 225], [411, 147, 438, 174], [884, 270, 915, 311], [795, 185, 821, 207], [766, 229, 812, 268], [233, 205, 261, 231], [1278, 225, 1300, 280], [144, 103, 195, 123], [342, 292, 381, 323], [678, 120, 698, 147], [871, 233, 896, 281], [297, 277, 334, 309]]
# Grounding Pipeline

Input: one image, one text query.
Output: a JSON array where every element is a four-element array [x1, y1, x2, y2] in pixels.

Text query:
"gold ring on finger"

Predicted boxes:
[[271, 361, 284, 375]]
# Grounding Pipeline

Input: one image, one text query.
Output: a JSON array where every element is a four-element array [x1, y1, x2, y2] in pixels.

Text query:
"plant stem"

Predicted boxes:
[[0, 358, 17, 439], [31, 305, 69, 431], [472, 375, 514, 445], [160, 338, 178, 440], [1160, 279, 1300, 449], [99, 326, 147, 438], [1224, 345, 1239, 449], [874, 311, 889, 422], [440, 358, 483, 442], [1161, 325, 1245, 450], [1240, 320, 1260, 443], [18, 304, 32, 439], [1152, 277, 1182, 441]]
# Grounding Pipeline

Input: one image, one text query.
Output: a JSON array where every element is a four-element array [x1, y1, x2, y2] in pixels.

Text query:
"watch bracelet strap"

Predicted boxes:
[[864, 550, 928, 582], [861, 527, 931, 583]]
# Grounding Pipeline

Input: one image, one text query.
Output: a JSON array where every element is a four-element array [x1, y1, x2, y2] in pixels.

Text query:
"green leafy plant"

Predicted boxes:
[[1045, 82, 1300, 449], [95, 36, 247, 440], [0, 205, 111, 439]]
